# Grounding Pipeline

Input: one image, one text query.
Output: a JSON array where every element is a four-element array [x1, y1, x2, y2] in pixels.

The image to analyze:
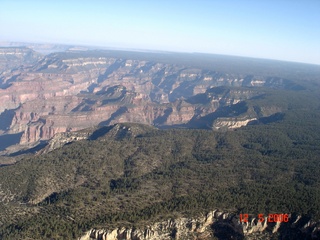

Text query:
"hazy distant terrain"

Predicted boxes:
[[0, 43, 320, 239]]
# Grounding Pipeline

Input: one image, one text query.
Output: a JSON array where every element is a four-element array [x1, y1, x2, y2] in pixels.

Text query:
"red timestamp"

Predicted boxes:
[[240, 213, 289, 223]]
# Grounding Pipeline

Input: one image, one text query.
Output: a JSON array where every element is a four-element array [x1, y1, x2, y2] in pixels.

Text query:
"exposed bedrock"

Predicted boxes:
[[79, 210, 320, 240], [1, 49, 293, 149]]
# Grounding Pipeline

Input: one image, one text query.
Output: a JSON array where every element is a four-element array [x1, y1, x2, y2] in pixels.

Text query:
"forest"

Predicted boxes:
[[0, 92, 319, 239]]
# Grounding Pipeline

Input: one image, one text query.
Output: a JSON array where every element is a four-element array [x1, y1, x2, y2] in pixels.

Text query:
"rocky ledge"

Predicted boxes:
[[79, 210, 320, 240]]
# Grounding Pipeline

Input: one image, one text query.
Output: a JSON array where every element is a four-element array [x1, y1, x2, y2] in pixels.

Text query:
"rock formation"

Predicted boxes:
[[79, 210, 320, 240], [0, 48, 297, 153]]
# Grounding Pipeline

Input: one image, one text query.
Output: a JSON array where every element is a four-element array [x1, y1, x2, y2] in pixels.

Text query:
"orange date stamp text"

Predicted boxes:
[[239, 213, 289, 223]]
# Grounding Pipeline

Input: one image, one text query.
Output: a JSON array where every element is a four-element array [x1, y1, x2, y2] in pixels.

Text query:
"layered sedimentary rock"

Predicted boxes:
[[0, 47, 41, 71], [0, 48, 294, 152]]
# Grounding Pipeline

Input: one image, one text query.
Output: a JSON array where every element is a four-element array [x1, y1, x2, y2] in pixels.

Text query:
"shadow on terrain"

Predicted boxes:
[[0, 109, 15, 131], [248, 112, 284, 125], [9, 141, 48, 156], [187, 101, 249, 129], [97, 59, 125, 83], [211, 220, 244, 240], [154, 108, 173, 126], [0, 132, 23, 151], [0, 74, 20, 89], [89, 126, 114, 140], [98, 106, 128, 126]]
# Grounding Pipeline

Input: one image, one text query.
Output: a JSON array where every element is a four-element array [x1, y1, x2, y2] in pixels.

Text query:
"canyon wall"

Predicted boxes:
[[0, 49, 293, 152]]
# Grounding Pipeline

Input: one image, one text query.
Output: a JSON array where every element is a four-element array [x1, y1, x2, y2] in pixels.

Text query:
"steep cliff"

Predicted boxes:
[[79, 210, 320, 240], [0, 49, 309, 153]]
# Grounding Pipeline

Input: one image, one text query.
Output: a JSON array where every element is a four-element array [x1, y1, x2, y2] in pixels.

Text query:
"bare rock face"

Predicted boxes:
[[78, 210, 320, 240], [213, 117, 257, 129], [38, 130, 91, 154], [1, 49, 292, 152]]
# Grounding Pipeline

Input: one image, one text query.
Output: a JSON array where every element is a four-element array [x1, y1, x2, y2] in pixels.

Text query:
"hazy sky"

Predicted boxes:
[[1, 0, 319, 64]]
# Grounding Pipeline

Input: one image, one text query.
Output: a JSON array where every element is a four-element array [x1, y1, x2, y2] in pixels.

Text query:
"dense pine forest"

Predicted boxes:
[[0, 86, 320, 238]]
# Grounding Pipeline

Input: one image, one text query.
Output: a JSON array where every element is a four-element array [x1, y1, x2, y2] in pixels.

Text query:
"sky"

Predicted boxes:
[[0, 0, 319, 65]]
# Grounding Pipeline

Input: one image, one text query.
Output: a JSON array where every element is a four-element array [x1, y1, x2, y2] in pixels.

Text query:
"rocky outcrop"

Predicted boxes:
[[40, 130, 91, 153], [79, 210, 320, 240], [213, 117, 257, 129]]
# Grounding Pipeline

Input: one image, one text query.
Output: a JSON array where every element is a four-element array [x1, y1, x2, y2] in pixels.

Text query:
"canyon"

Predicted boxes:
[[0, 46, 304, 155]]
